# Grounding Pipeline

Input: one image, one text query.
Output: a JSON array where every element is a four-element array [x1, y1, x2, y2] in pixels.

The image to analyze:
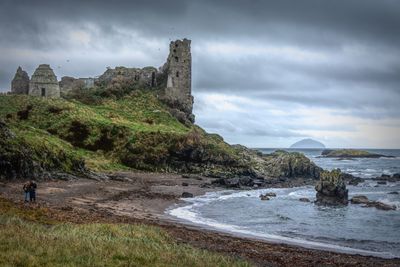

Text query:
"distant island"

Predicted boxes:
[[320, 149, 394, 159], [290, 138, 325, 149]]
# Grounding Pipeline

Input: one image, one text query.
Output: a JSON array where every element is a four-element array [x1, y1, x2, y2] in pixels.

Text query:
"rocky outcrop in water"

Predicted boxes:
[[320, 149, 394, 159], [372, 174, 400, 183], [350, 195, 369, 204], [315, 169, 348, 205], [350, 195, 396, 211]]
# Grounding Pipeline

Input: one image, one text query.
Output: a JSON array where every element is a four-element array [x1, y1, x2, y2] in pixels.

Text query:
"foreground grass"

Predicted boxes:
[[0, 199, 250, 267]]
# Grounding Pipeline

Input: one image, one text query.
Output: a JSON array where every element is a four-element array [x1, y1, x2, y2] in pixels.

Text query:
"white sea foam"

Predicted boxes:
[[167, 189, 399, 259]]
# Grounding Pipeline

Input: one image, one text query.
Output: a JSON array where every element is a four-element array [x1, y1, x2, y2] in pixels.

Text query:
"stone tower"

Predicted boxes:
[[165, 39, 194, 122], [29, 64, 60, 98], [11, 67, 30, 95]]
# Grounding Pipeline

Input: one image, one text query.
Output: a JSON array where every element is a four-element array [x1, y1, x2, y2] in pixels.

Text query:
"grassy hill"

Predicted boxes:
[[0, 92, 242, 178], [0, 91, 321, 181]]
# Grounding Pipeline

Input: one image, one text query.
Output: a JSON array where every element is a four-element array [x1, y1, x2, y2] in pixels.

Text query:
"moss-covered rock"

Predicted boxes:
[[315, 169, 348, 205]]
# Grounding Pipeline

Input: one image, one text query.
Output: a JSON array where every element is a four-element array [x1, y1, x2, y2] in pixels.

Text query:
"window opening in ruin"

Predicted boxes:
[[175, 56, 179, 62], [173, 49, 176, 53], [41, 88, 46, 97], [151, 72, 156, 87], [176, 71, 179, 77]]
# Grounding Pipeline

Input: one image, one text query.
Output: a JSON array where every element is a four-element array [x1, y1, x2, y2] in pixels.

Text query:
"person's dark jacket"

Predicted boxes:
[[29, 182, 37, 192]]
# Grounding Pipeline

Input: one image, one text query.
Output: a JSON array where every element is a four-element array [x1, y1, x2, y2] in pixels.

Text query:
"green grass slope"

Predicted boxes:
[[0, 92, 241, 175]]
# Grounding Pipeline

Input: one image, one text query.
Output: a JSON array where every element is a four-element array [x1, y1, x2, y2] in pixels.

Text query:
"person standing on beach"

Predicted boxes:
[[23, 181, 31, 202], [29, 180, 37, 202]]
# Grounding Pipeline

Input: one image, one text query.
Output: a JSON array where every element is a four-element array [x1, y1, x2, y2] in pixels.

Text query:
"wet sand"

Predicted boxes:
[[1, 172, 399, 267]]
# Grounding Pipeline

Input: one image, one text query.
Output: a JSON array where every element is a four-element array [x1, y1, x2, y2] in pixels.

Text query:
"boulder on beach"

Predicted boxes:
[[181, 192, 194, 198], [299, 198, 310, 202], [263, 192, 277, 197], [315, 169, 348, 205]]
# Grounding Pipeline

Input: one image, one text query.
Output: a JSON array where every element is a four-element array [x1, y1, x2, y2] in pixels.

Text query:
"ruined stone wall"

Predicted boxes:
[[11, 67, 30, 95], [29, 64, 60, 98], [96, 66, 158, 88], [59, 76, 94, 93]]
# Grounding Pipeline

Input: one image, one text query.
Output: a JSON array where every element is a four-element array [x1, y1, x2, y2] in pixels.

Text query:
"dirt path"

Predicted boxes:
[[1, 173, 399, 267]]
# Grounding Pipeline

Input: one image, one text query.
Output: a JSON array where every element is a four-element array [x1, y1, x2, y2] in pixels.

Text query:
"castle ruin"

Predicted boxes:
[[11, 39, 194, 123]]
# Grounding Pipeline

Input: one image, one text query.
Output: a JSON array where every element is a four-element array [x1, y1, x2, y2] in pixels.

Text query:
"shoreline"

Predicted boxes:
[[1, 172, 399, 266], [165, 188, 398, 260]]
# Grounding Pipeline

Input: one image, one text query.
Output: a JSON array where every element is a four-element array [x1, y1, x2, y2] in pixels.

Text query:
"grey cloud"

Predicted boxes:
[[0, 0, 399, 147]]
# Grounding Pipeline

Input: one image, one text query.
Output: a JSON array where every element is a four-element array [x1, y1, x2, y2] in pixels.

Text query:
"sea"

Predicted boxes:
[[168, 149, 400, 258]]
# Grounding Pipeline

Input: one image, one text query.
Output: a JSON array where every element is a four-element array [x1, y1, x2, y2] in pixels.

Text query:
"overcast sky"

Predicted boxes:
[[1, 0, 399, 148]]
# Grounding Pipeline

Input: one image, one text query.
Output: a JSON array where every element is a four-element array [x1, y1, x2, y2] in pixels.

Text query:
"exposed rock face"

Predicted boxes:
[[315, 169, 348, 205], [11, 67, 30, 95], [29, 64, 60, 98], [209, 149, 322, 188], [0, 118, 105, 181], [261, 150, 322, 179]]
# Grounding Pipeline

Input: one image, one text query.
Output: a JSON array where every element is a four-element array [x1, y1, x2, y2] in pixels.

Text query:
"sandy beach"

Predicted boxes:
[[1, 172, 399, 267]]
